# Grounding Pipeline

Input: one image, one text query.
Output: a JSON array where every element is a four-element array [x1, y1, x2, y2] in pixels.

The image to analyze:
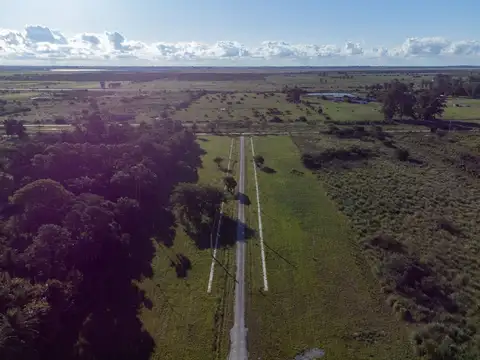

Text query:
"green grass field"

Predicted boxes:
[[175, 92, 385, 125], [443, 97, 480, 121], [175, 92, 319, 122], [140, 136, 237, 360], [0, 80, 100, 89], [124, 79, 278, 92], [307, 97, 384, 122], [0, 91, 43, 100], [244, 136, 413, 360]]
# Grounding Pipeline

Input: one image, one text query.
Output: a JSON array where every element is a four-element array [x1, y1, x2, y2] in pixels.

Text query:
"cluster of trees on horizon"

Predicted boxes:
[[369, 74, 480, 122]]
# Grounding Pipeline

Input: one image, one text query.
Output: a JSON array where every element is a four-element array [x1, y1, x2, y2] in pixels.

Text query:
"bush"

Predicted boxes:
[[54, 116, 67, 124], [383, 139, 395, 148], [269, 116, 283, 123], [411, 323, 467, 360], [396, 148, 410, 161], [437, 129, 448, 137], [254, 155, 264, 167], [302, 146, 374, 169], [367, 233, 404, 253], [437, 217, 462, 235]]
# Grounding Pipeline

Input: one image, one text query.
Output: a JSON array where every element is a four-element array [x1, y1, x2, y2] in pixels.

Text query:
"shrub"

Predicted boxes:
[[301, 146, 373, 169], [367, 233, 404, 253], [437, 129, 448, 137], [383, 139, 395, 148], [254, 155, 264, 167], [54, 117, 67, 124], [396, 148, 410, 161], [269, 116, 283, 123], [437, 217, 461, 235]]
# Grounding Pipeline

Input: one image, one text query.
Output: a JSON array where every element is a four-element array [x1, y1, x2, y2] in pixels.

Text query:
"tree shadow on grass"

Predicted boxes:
[[153, 208, 176, 248], [188, 215, 255, 250], [219, 165, 232, 174], [198, 137, 209, 142], [261, 166, 277, 174], [170, 253, 192, 278], [234, 192, 251, 206]]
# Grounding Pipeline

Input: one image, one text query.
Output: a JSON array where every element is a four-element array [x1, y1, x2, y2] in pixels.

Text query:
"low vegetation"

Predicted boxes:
[[294, 130, 480, 359]]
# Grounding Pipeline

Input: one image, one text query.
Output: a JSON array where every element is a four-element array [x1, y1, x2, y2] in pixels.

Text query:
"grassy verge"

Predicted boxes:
[[443, 97, 480, 121], [140, 135, 237, 360], [244, 136, 413, 360]]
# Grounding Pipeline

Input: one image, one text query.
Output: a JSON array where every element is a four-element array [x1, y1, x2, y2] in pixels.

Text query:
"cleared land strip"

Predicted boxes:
[[207, 137, 235, 293], [228, 135, 248, 360], [250, 137, 268, 291]]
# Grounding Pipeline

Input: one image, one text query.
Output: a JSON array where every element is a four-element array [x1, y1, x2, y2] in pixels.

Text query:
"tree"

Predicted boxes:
[[0, 172, 14, 203], [432, 74, 452, 95], [285, 87, 306, 103], [213, 156, 224, 169], [0, 278, 49, 360], [254, 155, 264, 167], [23, 224, 74, 281], [3, 119, 26, 138], [191, 122, 198, 133], [10, 179, 75, 234], [414, 91, 446, 120], [223, 176, 237, 194], [171, 183, 224, 237], [380, 81, 416, 121], [208, 121, 216, 133]]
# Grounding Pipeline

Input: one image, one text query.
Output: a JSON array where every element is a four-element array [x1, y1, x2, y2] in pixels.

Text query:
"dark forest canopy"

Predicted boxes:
[[0, 116, 205, 359]]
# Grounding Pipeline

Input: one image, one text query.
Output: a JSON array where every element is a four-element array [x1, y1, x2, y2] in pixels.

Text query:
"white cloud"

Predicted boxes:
[[1, 25, 480, 65], [80, 34, 101, 46], [345, 42, 363, 55], [448, 40, 480, 56], [25, 25, 67, 44]]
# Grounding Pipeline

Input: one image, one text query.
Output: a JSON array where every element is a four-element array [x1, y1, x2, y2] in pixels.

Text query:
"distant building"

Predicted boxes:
[[108, 82, 122, 89]]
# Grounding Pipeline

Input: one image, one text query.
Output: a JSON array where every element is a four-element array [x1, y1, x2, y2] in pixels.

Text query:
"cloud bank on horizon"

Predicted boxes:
[[1, 25, 480, 66]]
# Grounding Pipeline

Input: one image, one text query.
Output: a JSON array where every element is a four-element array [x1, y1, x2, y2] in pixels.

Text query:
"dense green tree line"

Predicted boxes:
[[0, 115, 204, 359]]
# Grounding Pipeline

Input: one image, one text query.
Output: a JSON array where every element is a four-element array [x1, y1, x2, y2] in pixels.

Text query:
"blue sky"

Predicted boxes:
[[1, 0, 480, 65]]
